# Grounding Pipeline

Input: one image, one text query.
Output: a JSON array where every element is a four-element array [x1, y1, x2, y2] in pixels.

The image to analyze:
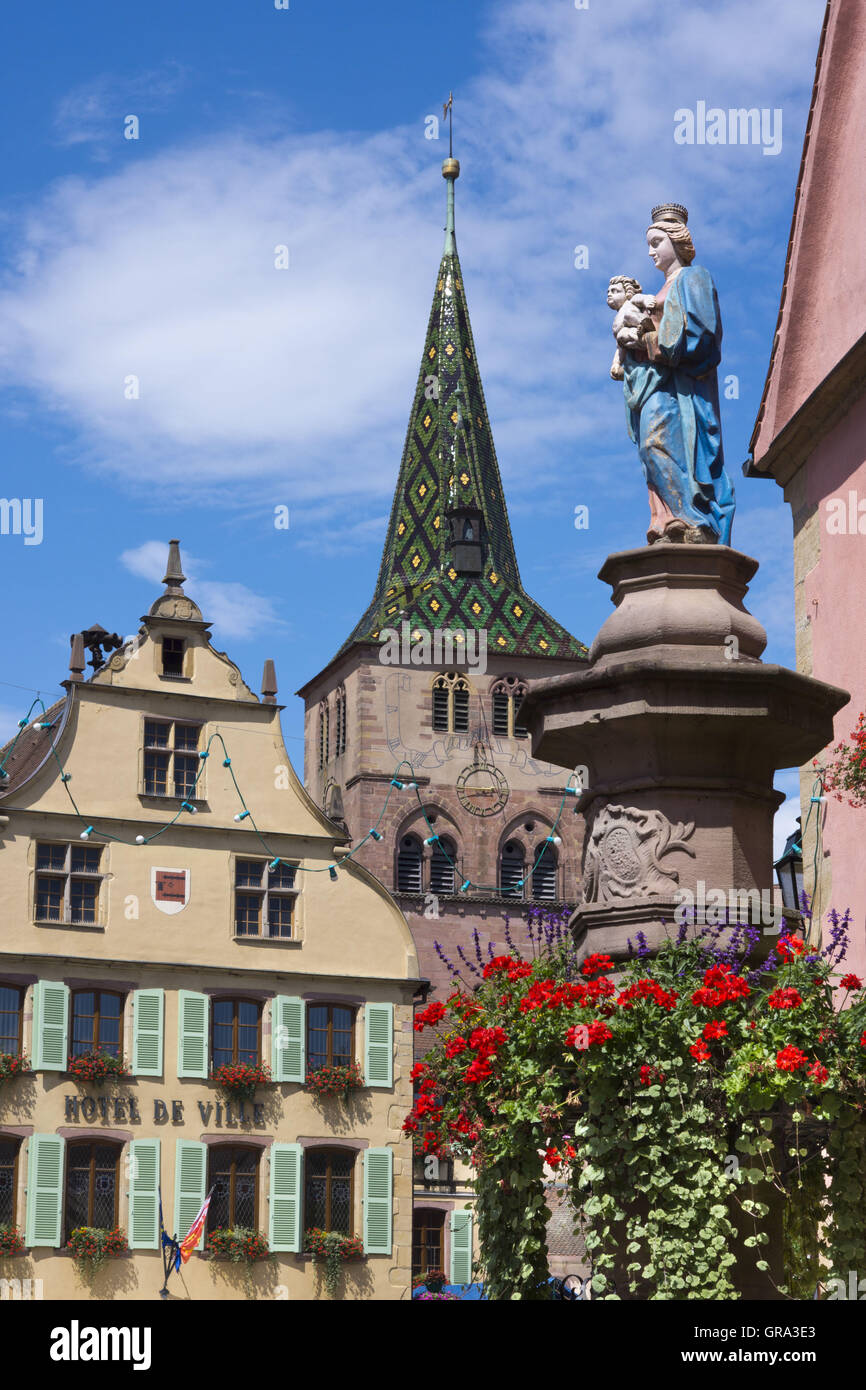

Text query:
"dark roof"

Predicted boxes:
[[0, 697, 66, 796]]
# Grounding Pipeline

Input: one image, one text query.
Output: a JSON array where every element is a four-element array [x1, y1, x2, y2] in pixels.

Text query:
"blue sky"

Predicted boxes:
[[0, 0, 828, 852]]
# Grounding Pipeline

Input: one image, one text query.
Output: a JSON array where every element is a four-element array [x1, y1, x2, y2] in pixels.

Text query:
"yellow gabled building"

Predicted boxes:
[[0, 541, 420, 1301]]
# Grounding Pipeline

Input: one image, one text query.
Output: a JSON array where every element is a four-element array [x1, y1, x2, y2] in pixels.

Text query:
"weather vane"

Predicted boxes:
[[443, 92, 453, 157]]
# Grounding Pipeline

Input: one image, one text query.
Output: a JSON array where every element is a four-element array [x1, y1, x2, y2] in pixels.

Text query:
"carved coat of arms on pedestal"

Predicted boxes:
[[581, 805, 695, 904]]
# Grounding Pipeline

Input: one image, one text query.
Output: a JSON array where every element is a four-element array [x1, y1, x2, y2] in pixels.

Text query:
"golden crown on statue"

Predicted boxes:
[[651, 202, 689, 225]]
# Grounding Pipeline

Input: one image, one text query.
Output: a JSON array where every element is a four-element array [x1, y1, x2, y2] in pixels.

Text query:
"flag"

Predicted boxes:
[[179, 1190, 213, 1264], [159, 1192, 181, 1273], [443, 91, 453, 121]]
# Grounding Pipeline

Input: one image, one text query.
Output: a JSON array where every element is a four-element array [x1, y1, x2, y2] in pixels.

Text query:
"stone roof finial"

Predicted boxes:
[[261, 659, 278, 704], [162, 539, 186, 595], [69, 632, 85, 682], [147, 538, 203, 622]]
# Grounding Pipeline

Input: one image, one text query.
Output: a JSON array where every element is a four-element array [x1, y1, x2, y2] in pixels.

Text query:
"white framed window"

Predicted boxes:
[[142, 719, 203, 799], [34, 842, 103, 925], [234, 858, 298, 939]]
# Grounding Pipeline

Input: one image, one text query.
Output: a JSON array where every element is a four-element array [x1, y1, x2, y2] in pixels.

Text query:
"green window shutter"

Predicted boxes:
[[177, 991, 209, 1078], [449, 1209, 473, 1285], [269, 1143, 303, 1253], [271, 996, 305, 1083], [173, 1140, 207, 1251], [31, 980, 69, 1071], [364, 1002, 393, 1088], [24, 1134, 65, 1247], [363, 1147, 393, 1255], [128, 1139, 161, 1249], [133, 989, 164, 1077]]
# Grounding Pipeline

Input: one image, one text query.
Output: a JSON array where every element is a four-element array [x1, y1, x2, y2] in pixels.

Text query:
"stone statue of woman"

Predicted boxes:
[[611, 204, 735, 546]]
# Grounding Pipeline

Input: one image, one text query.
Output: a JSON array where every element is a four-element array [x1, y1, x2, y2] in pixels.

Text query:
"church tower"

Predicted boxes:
[[297, 155, 588, 1025]]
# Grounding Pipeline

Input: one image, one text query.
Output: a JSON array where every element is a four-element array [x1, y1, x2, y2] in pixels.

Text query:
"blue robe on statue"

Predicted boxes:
[[622, 264, 735, 545]]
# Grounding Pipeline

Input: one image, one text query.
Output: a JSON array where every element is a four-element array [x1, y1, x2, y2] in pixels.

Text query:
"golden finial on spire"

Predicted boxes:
[[441, 92, 459, 180]]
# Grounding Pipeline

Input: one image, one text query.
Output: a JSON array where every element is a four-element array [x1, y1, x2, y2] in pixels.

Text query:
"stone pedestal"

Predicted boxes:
[[520, 545, 848, 957], [521, 544, 848, 1301]]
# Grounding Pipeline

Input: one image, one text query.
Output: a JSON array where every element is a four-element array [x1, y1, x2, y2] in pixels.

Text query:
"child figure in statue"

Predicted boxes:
[[607, 276, 657, 381]]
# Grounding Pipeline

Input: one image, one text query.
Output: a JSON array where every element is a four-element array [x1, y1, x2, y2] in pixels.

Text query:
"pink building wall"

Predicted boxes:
[[803, 395, 866, 976]]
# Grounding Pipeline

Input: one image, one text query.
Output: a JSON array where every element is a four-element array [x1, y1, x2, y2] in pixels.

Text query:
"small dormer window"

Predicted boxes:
[[162, 638, 185, 677]]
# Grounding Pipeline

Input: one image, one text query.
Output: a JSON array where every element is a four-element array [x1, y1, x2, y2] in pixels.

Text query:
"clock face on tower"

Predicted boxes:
[[456, 755, 510, 818]]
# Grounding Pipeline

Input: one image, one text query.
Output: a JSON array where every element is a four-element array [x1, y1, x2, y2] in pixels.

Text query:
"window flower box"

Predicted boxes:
[[303, 1228, 365, 1299], [66, 1051, 129, 1085], [67, 1226, 127, 1274], [0, 1225, 26, 1258], [304, 1061, 365, 1100], [212, 1061, 272, 1102], [205, 1227, 271, 1264], [0, 1052, 30, 1084]]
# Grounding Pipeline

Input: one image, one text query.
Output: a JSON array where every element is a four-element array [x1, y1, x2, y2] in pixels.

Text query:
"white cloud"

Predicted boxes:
[[119, 540, 281, 641], [53, 63, 188, 154], [0, 0, 826, 520]]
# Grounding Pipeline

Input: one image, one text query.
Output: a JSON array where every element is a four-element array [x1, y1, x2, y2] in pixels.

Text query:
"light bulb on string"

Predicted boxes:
[[234, 811, 250, 822]]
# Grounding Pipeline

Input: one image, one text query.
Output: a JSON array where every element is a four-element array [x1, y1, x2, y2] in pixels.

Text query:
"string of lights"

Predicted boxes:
[[0, 696, 582, 892]]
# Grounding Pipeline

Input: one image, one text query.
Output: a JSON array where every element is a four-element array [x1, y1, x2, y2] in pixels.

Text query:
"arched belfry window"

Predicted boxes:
[[491, 676, 528, 739], [318, 700, 329, 768], [432, 674, 470, 734], [334, 686, 347, 756], [532, 841, 558, 902], [397, 834, 423, 894], [499, 841, 526, 898], [430, 836, 457, 895]]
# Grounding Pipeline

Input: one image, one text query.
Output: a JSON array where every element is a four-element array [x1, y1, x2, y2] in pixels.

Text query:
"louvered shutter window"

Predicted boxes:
[[397, 836, 423, 893], [500, 842, 525, 898], [430, 837, 456, 894]]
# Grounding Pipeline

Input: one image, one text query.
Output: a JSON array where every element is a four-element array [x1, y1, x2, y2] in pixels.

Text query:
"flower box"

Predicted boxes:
[[303, 1228, 365, 1298], [205, 1227, 271, 1264], [212, 1061, 272, 1102], [0, 1053, 30, 1084], [0, 1225, 26, 1258], [304, 1061, 365, 1100], [66, 1051, 129, 1085], [67, 1226, 127, 1272]]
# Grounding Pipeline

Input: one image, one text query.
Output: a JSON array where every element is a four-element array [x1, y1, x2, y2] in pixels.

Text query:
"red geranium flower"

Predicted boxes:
[[776, 935, 805, 961], [807, 1060, 829, 1086], [702, 1020, 728, 1040], [840, 974, 863, 991], [776, 1045, 809, 1072], [767, 987, 804, 1011], [581, 953, 615, 977], [414, 1000, 447, 1032], [689, 1040, 712, 1063]]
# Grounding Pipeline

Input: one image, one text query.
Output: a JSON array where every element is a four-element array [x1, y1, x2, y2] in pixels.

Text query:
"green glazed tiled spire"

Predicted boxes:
[[340, 160, 587, 662]]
